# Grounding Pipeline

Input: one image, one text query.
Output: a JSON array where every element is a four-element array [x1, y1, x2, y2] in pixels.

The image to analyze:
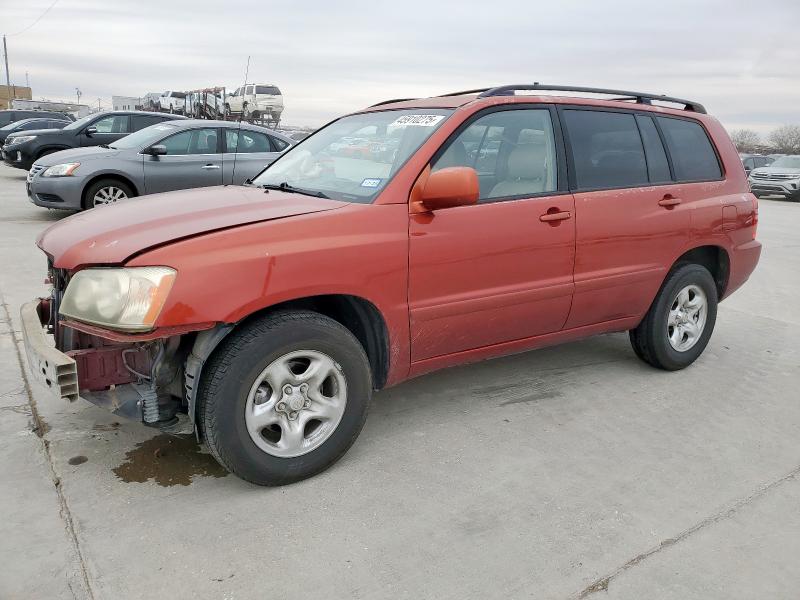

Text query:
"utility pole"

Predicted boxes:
[[3, 35, 11, 93], [75, 87, 81, 105], [25, 71, 29, 88]]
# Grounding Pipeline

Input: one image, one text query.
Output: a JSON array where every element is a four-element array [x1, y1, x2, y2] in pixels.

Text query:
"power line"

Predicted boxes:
[[6, 0, 62, 37]]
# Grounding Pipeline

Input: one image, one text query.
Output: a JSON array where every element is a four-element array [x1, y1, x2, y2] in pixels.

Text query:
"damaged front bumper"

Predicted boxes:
[[20, 298, 210, 434]]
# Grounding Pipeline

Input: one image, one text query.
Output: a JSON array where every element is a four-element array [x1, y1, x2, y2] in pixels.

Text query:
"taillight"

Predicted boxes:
[[752, 195, 758, 239]]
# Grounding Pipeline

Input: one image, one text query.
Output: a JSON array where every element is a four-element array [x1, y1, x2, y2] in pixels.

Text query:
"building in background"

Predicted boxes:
[[112, 95, 143, 111], [1, 85, 33, 110], [10, 98, 90, 118]]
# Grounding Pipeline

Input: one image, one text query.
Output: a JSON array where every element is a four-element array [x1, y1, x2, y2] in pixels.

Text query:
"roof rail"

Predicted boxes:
[[475, 83, 706, 113], [369, 97, 418, 107]]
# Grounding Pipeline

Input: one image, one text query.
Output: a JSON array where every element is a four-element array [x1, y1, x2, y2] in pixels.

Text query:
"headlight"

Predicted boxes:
[[42, 163, 81, 177], [7, 135, 36, 146], [59, 267, 176, 332]]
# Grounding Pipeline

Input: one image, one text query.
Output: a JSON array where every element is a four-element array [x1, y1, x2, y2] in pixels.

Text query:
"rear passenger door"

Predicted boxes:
[[561, 109, 720, 328], [143, 127, 223, 194], [408, 107, 576, 361], [222, 128, 281, 184]]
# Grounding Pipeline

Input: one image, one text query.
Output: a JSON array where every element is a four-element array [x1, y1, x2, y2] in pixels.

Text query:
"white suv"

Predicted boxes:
[[225, 84, 284, 121]]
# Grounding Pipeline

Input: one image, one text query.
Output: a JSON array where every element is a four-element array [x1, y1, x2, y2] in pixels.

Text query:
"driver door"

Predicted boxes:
[[80, 114, 131, 147], [408, 107, 575, 362]]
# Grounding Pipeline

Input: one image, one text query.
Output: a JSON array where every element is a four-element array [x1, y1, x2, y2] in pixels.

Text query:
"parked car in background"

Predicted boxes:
[[0, 109, 75, 127], [0, 117, 70, 145], [2, 111, 185, 170], [157, 91, 187, 114], [225, 84, 284, 120], [21, 84, 760, 486], [740, 153, 774, 174], [748, 154, 800, 200], [27, 120, 293, 209]]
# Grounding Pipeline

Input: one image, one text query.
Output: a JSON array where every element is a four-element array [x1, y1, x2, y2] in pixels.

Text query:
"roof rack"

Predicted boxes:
[[474, 83, 706, 113], [369, 97, 418, 107]]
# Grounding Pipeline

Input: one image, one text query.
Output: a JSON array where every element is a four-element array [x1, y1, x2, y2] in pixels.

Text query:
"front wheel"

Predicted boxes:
[[629, 263, 718, 370], [83, 178, 134, 209], [198, 311, 372, 485]]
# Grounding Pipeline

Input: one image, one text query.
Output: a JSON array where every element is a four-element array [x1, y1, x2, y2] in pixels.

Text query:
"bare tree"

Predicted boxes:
[[729, 129, 762, 154], [768, 125, 800, 155]]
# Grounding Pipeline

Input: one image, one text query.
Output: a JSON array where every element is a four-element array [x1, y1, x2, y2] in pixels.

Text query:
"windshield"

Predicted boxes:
[[110, 122, 180, 149], [252, 109, 452, 202], [770, 156, 800, 169]]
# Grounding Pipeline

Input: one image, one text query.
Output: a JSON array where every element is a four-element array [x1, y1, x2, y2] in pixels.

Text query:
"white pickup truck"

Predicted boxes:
[[225, 84, 284, 121], [157, 91, 187, 114]]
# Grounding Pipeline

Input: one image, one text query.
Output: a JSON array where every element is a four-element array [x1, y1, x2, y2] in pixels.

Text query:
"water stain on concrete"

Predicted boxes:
[[68, 456, 88, 466], [93, 422, 121, 432], [112, 434, 228, 486]]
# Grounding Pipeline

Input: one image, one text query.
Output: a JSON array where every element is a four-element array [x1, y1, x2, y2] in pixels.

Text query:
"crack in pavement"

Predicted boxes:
[[573, 462, 800, 599], [0, 292, 96, 600]]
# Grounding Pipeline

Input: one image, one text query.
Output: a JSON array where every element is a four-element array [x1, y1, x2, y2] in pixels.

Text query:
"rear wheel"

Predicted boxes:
[[83, 179, 134, 209], [198, 311, 372, 486], [629, 264, 718, 370]]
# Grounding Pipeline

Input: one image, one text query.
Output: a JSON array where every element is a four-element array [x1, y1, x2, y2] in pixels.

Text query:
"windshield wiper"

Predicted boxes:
[[258, 182, 329, 199], [99, 144, 111, 149]]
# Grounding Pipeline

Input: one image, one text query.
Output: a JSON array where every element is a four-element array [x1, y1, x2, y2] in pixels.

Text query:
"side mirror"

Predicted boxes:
[[146, 145, 167, 156], [84, 126, 97, 136], [419, 166, 480, 211]]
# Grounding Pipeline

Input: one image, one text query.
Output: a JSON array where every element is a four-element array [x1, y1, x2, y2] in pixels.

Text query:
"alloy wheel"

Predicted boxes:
[[244, 350, 347, 458], [667, 284, 707, 352], [92, 186, 128, 206]]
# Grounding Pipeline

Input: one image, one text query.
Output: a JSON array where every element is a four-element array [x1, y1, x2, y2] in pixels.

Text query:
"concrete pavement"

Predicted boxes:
[[1, 162, 798, 599]]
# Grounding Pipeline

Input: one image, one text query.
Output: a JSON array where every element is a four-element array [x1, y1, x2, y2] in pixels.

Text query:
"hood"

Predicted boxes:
[[7, 128, 63, 140], [34, 145, 123, 167], [38, 185, 347, 269], [751, 165, 800, 176]]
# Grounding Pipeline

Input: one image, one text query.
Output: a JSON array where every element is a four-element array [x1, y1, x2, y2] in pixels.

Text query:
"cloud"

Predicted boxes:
[[4, 0, 799, 132]]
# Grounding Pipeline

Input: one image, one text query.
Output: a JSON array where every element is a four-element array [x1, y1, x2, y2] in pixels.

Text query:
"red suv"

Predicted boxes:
[[22, 84, 761, 485]]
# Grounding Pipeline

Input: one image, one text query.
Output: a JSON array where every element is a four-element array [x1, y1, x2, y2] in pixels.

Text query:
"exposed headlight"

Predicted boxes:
[[7, 135, 36, 146], [59, 267, 176, 332], [42, 163, 81, 177]]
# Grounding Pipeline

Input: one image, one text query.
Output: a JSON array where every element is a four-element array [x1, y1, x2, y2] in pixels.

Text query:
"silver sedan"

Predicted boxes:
[[26, 119, 293, 210]]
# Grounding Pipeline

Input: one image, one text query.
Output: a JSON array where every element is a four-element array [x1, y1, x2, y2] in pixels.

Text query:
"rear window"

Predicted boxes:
[[256, 86, 281, 95], [563, 110, 648, 190], [656, 117, 721, 181]]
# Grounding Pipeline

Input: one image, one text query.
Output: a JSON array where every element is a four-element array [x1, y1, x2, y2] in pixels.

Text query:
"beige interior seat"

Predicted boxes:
[[488, 144, 547, 198]]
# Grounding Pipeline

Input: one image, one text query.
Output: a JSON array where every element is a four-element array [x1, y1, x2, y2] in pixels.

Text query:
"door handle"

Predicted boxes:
[[201, 164, 220, 170], [539, 210, 571, 222], [658, 195, 681, 208]]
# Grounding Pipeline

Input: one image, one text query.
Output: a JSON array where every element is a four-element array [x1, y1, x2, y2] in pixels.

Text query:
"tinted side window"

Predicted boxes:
[[635, 115, 671, 183], [226, 129, 271, 153], [161, 128, 219, 155], [656, 117, 721, 181], [432, 108, 558, 201], [132, 115, 164, 131], [563, 110, 647, 190]]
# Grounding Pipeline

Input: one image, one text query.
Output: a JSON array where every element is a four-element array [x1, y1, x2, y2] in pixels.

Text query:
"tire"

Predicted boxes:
[[36, 148, 59, 162], [82, 178, 135, 210], [198, 310, 372, 486], [629, 263, 718, 371]]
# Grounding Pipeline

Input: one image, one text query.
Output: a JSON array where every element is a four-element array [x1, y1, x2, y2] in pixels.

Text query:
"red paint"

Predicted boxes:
[[38, 92, 761, 389]]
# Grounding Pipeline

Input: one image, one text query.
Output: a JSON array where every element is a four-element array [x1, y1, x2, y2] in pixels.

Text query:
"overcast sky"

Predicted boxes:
[[2, 0, 799, 135]]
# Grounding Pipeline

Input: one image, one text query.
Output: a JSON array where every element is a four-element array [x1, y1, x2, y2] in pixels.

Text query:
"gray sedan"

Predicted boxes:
[[27, 119, 293, 210]]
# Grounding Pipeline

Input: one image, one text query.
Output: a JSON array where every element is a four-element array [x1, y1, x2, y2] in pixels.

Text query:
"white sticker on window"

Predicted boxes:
[[389, 114, 444, 128], [361, 178, 382, 188]]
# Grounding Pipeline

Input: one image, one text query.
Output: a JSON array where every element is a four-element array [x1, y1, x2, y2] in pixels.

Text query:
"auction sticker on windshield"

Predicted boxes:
[[390, 114, 445, 127]]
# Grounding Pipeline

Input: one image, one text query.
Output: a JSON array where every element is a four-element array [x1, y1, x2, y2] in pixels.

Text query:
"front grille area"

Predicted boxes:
[[27, 164, 46, 182], [751, 172, 798, 181]]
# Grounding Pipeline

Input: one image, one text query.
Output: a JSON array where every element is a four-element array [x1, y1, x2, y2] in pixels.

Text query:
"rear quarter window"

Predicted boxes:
[[656, 117, 722, 181]]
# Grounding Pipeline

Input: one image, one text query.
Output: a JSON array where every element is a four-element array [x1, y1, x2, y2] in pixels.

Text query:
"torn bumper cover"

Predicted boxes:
[[20, 300, 79, 402]]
